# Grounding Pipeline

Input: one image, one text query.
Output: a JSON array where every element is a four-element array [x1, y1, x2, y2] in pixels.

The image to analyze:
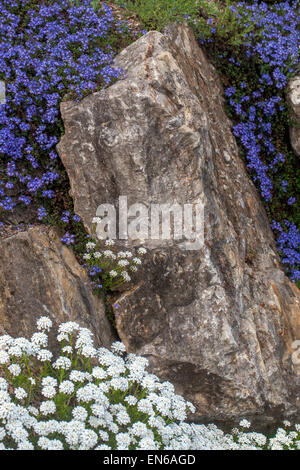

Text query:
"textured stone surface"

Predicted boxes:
[[57, 24, 300, 422], [0, 226, 115, 349], [287, 76, 300, 157]]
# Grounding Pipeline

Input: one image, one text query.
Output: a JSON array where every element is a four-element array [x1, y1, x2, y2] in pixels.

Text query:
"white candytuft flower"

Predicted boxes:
[[0, 351, 10, 364], [58, 322, 79, 335], [118, 259, 129, 267], [52, 357, 72, 370], [40, 400, 56, 416], [111, 342, 126, 355], [72, 406, 88, 422], [15, 387, 27, 400], [31, 332, 48, 347], [92, 367, 107, 380], [59, 380, 75, 395], [42, 385, 56, 399], [36, 316, 53, 332], [62, 346, 72, 354], [121, 271, 131, 282], [130, 265, 138, 272], [36, 349, 53, 362], [8, 364, 21, 377], [102, 250, 116, 259], [239, 419, 251, 429], [42, 377, 57, 388], [86, 242, 96, 250]]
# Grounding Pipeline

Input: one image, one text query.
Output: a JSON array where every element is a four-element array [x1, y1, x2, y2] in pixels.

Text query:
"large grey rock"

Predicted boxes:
[[287, 76, 300, 157], [57, 23, 300, 422], [0, 226, 115, 349]]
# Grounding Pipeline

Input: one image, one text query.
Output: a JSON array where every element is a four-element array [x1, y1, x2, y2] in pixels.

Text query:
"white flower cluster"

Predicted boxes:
[[83, 238, 147, 292], [0, 317, 299, 451]]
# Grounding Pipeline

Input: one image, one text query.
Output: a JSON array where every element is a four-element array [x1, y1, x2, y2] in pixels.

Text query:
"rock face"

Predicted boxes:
[[57, 23, 300, 422], [0, 226, 115, 349], [287, 76, 300, 157]]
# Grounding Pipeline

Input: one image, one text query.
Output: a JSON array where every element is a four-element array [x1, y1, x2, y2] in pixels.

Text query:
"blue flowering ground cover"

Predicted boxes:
[[0, 0, 142, 255], [0, 0, 299, 286], [194, 1, 300, 283]]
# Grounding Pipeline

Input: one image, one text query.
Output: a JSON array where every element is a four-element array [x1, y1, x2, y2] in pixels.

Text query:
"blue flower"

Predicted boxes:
[[61, 232, 75, 245], [37, 207, 47, 221]]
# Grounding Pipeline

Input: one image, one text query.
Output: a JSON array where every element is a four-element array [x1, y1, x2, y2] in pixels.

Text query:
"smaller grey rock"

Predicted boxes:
[[0, 81, 5, 104], [0, 226, 116, 350]]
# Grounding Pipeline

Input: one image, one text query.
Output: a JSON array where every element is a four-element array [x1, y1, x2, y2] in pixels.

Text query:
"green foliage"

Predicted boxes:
[[113, 0, 201, 30], [113, 0, 257, 43], [90, 0, 101, 10], [193, 0, 258, 47]]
